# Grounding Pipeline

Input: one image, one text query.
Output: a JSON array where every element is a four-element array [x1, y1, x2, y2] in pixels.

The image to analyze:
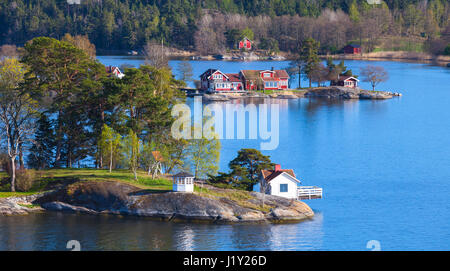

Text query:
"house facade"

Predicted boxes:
[[199, 69, 244, 92], [343, 44, 362, 54], [200, 68, 290, 92], [106, 66, 125, 79], [238, 37, 252, 50], [253, 164, 301, 199], [330, 75, 359, 88], [240, 69, 289, 91]]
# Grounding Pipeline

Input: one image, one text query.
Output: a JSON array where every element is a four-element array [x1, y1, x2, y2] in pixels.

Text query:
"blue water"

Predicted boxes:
[[1, 57, 449, 250]]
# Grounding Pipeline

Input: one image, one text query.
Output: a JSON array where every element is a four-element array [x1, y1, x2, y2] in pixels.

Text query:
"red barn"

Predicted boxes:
[[343, 44, 362, 54], [238, 37, 252, 50]]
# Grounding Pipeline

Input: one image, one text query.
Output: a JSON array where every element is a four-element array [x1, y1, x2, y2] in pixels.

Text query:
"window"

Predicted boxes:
[[280, 184, 288, 193], [263, 73, 271, 78], [265, 81, 277, 88]]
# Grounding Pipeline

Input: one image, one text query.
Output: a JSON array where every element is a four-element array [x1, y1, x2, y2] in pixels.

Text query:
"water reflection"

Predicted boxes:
[[0, 212, 324, 251]]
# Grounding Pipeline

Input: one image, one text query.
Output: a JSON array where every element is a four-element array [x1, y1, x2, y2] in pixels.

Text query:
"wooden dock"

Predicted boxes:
[[297, 186, 323, 200]]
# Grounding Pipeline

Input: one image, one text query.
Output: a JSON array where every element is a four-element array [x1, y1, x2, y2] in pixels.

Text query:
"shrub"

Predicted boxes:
[[15, 169, 37, 192], [0, 153, 12, 176], [444, 44, 450, 56]]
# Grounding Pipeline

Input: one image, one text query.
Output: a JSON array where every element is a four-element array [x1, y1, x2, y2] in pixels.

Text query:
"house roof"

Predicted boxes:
[[225, 73, 241, 82], [274, 70, 289, 78], [345, 44, 361, 48], [261, 169, 297, 183], [339, 76, 359, 82], [240, 69, 289, 81], [172, 172, 194, 178], [200, 68, 217, 79]]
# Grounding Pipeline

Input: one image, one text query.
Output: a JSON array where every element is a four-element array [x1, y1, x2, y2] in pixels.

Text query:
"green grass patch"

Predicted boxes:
[[0, 168, 173, 198], [17, 203, 41, 208], [195, 186, 272, 213]]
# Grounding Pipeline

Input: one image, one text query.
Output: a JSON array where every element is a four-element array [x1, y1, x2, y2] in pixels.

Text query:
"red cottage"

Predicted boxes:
[[238, 37, 252, 50], [199, 69, 244, 93], [240, 69, 289, 91], [343, 44, 362, 54]]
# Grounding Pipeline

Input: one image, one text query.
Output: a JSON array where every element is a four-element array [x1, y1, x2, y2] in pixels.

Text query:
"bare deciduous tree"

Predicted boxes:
[[360, 65, 389, 91], [0, 45, 19, 60], [62, 33, 96, 59], [143, 41, 169, 68]]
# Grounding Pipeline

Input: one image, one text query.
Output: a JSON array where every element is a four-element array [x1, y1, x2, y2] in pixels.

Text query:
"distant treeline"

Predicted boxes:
[[0, 0, 448, 54]]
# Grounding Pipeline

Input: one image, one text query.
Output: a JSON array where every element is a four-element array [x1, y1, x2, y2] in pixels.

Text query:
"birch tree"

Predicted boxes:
[[124, 129, 140, 181], [98, 124, 122, 173], [0, 58, 37, 191]]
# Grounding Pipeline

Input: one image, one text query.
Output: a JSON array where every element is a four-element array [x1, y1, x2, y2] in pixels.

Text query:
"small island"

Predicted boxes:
[[0, 169, 314, 223]]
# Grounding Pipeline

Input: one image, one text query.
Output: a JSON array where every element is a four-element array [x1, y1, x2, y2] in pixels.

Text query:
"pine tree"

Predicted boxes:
[[27, 114, 55, 169]]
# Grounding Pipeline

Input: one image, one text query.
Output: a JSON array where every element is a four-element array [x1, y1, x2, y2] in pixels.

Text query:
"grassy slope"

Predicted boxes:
[[0, 169, 173, 198]]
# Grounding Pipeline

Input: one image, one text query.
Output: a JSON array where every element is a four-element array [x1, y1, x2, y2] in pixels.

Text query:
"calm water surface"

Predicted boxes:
[[0, 57, 449, 250]]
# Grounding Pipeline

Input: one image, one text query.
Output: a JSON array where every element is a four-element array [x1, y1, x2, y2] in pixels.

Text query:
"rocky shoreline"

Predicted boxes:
[[202, 87, 401, 102], [1, 181, 314, 223]]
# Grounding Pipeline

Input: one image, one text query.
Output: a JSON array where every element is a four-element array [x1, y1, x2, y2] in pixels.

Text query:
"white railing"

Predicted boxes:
[[297, 186, 323, 200]]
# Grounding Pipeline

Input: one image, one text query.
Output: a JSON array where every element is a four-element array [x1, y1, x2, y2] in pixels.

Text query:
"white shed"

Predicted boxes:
[[172, 172, 195, 192], [254, 164, 301, 199]]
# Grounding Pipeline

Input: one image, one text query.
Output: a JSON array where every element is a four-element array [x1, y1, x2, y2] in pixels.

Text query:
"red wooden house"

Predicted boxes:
[[238, 37, 252, 50], [200, 69, 244, 92], [343, 44, 362, 54], [240, 69, 289, 91]]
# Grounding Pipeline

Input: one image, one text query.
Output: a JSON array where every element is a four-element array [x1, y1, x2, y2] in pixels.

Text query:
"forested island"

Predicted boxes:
[[0, 0, 449, 57]]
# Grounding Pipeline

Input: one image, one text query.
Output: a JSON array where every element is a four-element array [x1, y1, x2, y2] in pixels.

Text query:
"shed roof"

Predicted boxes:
[[172, 172, 194, 178]]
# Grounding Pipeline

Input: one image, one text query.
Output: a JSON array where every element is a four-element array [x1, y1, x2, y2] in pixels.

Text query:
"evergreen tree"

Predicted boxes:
[[228, 148, 274, 191], [27, 114, 55, 170], [299, 38, 320, 88]]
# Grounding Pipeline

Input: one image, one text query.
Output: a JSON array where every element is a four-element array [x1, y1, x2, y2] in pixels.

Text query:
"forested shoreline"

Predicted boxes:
[[0, 0, 449, 55]]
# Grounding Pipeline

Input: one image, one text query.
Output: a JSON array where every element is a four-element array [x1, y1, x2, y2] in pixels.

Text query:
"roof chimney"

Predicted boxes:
[[271, 67, 274, 71], [274, 164, 281, 171]]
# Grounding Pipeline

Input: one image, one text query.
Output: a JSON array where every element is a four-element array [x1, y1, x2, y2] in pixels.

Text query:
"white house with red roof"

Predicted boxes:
[[253, 164, 323, 200], [254, 164, 301, 199]]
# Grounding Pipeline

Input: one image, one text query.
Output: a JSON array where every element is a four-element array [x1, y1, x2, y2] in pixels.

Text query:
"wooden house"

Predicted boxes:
[[240, 69, 289, 91], [238, 37, 252, 50], [343, 44, 362, 54], [330, 75, 359, 88], [199, 69, 244, 93]]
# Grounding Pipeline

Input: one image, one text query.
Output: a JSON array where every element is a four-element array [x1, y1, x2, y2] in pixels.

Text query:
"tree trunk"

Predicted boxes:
[[19, 143, 25, 169], [109, 142, 113, 173], [133, 168, 138, 181], [10, 157, 16, 192], [55, 110, 63, 166], [297, 66, 301, 89]]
